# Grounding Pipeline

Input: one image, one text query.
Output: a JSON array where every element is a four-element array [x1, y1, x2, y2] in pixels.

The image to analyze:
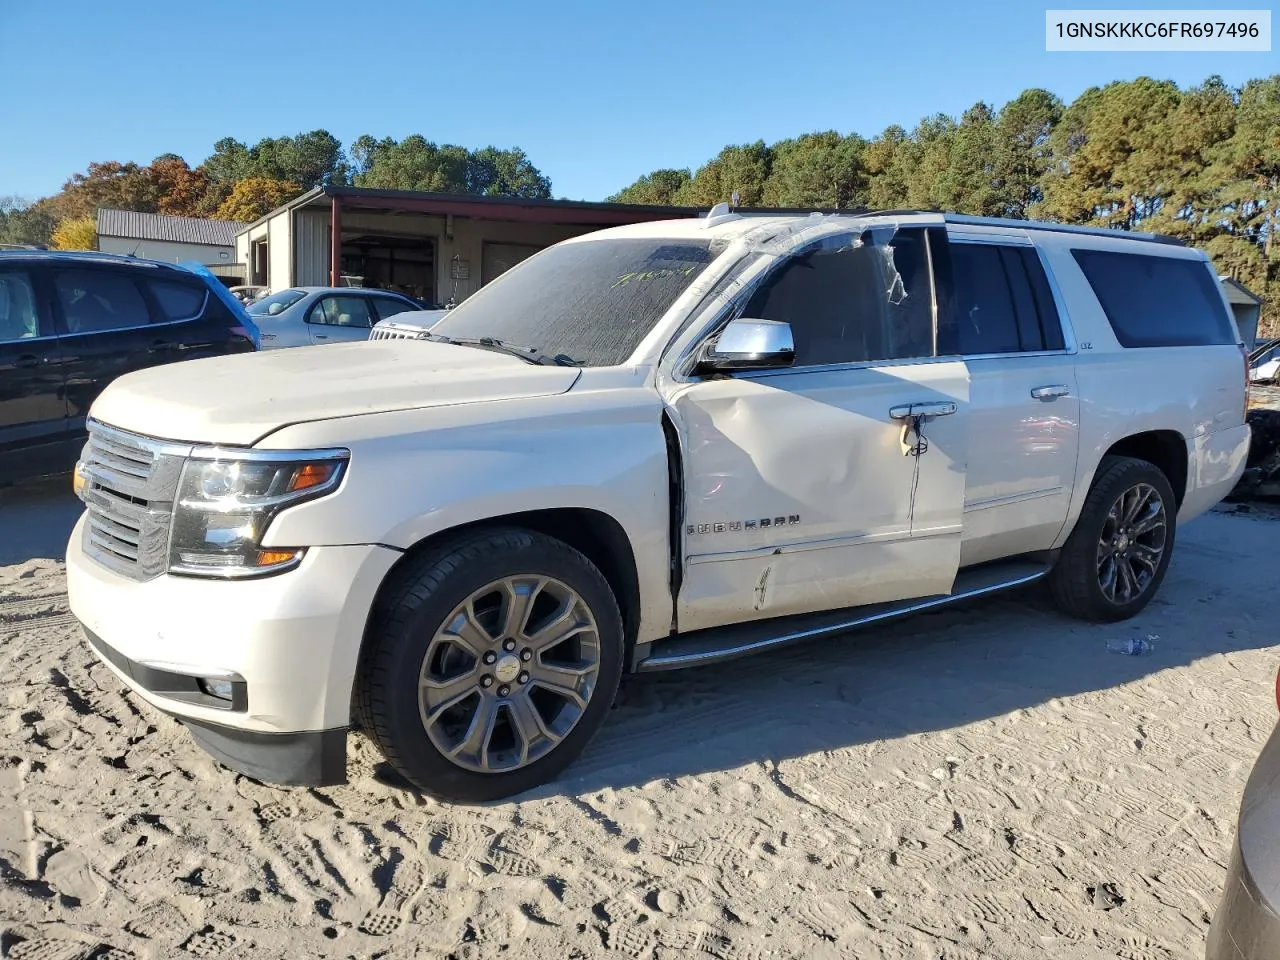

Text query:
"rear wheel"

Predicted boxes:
[[357, 528, 623, 802], [1049, 456, 1176, 623]]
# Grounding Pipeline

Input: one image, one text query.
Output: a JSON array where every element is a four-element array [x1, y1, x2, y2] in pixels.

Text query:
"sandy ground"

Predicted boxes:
[[1, 477, 1278, 960]]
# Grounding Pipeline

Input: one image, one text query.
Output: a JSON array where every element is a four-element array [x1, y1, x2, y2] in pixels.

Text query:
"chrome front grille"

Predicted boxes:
[[369, 321, 431, 341], [79, 422, 190, 581]]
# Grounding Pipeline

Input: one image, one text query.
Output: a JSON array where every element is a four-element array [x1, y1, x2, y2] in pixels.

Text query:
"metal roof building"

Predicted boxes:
[[96, 209, 249, 281], [233, 186, 718, 305]]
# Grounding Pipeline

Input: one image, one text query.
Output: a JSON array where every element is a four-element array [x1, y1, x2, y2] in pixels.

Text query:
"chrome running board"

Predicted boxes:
[[635, 558, 1051, 673]]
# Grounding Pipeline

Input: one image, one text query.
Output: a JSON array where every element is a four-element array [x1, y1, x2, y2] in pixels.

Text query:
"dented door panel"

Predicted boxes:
[[669, 360, 970, 632]]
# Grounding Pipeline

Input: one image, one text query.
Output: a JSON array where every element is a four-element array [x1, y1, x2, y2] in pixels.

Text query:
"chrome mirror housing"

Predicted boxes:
[[697, 318, 796, 373]]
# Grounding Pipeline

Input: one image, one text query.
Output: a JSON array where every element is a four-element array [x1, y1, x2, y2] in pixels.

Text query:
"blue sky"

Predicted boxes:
[[0, 0, 1273, 203]]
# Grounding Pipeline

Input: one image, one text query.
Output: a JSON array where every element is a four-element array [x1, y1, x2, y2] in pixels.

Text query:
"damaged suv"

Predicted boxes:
[[66, 208, 1251, 801]]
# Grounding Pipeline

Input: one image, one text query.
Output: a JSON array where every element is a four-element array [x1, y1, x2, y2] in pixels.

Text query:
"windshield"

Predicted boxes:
[[248, 289, 306, 316], [429, 237, 725, 366]]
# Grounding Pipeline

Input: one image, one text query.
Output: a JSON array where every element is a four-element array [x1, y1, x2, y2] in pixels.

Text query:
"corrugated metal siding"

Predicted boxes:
[[295, 209, 331, 286], [96, 208, 247, 246]]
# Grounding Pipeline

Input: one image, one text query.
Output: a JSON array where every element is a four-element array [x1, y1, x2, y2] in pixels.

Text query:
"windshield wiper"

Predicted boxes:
[[426, 334, 583, 367]]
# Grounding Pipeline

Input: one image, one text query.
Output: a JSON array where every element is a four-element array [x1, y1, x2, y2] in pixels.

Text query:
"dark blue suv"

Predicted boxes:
[[0, 251, 260, 484]]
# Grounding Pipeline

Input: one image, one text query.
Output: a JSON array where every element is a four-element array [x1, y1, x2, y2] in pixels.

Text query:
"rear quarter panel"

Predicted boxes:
[[256, 383, 674, 646], [1034, 234, 1247, 543]]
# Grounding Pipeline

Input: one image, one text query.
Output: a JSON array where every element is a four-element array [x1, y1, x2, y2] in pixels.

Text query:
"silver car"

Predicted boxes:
[[248, 287, 423, 349]]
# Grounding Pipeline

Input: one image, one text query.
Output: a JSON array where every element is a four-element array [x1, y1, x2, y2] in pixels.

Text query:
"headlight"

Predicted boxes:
[[169, 449, 348, 578]]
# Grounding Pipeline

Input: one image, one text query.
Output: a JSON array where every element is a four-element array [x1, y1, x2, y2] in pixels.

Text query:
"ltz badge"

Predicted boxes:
[[687, 515, 801, 536]]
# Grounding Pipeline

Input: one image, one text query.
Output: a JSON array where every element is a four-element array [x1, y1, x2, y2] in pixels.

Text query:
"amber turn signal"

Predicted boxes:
[[287, 463, 339, 492], [255, 549, 302, 567]]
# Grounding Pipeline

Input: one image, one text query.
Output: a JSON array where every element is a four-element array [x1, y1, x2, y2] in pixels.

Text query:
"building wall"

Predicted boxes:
[[268, 212, 292, 292], [304, 209, 592, 301], [238, 205, 618, 295], [1231, 303, 1261, 348], [98, 236, 235, 265]]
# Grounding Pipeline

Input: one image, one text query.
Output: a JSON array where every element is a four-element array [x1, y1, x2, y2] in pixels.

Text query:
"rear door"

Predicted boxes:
[[0, 263, 70, 481], [935, 230, 1081, 566], [305, 293, 378, 344], [135, 272, 225, 365], [49, 264, 157, 440], [669, 227, 971, 632]]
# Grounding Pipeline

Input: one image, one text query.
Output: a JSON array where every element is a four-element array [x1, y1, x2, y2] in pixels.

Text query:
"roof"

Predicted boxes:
[[96, 208, 247, 247], [235, 188, 1189, 248], [0, 249, 196, 272]]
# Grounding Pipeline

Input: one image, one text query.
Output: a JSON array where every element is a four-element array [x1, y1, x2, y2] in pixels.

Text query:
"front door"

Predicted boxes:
[[0, 264, 69, 482], [305, 293, 378, 344], [668, 227, 970, 633]]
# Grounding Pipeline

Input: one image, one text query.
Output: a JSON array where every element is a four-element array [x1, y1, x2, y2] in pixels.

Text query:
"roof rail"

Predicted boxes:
[[942, 213, 1184, 246]]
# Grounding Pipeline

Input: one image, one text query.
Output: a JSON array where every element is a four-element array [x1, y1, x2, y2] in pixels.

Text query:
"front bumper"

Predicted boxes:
[[67, 514, 400, 782], [1207, 723, 1280, 960]]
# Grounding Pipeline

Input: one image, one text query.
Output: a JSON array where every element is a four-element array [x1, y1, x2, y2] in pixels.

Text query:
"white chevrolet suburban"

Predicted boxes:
[[66, 209, 1252, 801]]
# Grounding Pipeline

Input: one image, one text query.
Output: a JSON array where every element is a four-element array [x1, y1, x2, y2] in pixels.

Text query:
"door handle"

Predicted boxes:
[[1031, 384, 1070, 401], [16, 353, 41, 369], [314, 334, 329, 340], [889, 401, 958, 420]]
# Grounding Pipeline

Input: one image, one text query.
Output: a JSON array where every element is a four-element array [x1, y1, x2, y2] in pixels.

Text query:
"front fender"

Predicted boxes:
[[256, 389, 673, 644]]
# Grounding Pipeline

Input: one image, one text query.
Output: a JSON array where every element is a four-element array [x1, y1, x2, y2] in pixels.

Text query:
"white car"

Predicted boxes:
[[67, 208, 1251, 802], [1250, 338, 1280, 383], [248, 287, 425, 348]]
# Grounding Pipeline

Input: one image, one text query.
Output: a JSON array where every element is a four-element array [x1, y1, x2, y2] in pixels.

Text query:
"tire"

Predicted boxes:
[[1048, 455, 1177, 623], [356, 527, 624, 802]]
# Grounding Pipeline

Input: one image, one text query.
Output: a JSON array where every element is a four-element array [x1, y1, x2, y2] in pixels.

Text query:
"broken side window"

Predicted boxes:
[[741, 228, 934, 367]]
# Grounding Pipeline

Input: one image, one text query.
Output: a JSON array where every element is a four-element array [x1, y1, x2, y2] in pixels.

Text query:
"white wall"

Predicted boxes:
[[268, 211, 292, 292], [98, 236, 235, 265]]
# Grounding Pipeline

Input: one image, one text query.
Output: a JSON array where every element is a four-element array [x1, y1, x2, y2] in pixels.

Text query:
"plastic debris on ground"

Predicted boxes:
[[1106, 634, 1159, 656]]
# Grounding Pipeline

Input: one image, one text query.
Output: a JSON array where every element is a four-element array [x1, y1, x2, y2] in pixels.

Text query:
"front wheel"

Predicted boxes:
[[1048, 456, 1177, 623], [356, 529, 624, 802]]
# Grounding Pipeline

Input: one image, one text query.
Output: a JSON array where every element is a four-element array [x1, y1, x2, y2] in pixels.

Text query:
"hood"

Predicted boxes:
[[89, 341, 582, 446]]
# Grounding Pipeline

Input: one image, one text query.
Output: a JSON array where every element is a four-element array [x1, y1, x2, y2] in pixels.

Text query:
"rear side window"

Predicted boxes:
[[941, 243, 1066, 355], [53, 269, 150, 334], [1071, 249, 1236, 347], [147, 278, 206, 321]]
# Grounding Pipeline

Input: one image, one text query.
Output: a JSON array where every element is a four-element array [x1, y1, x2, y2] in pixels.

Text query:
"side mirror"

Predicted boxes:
[[697, 318, 795, 373], [267, 302, 285, 316]]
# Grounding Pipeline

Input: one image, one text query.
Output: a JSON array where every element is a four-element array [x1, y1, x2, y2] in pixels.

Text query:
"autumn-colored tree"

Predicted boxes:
[[213, 177, 303, 222], [51, 161, 159, 220], [51, 216, 97, 250], [150, 156, 212, 218]]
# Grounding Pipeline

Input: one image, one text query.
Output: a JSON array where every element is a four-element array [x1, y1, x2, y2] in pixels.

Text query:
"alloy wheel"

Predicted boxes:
[[1096, 482, 1167, 605], [417, 576, 601, 773]]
